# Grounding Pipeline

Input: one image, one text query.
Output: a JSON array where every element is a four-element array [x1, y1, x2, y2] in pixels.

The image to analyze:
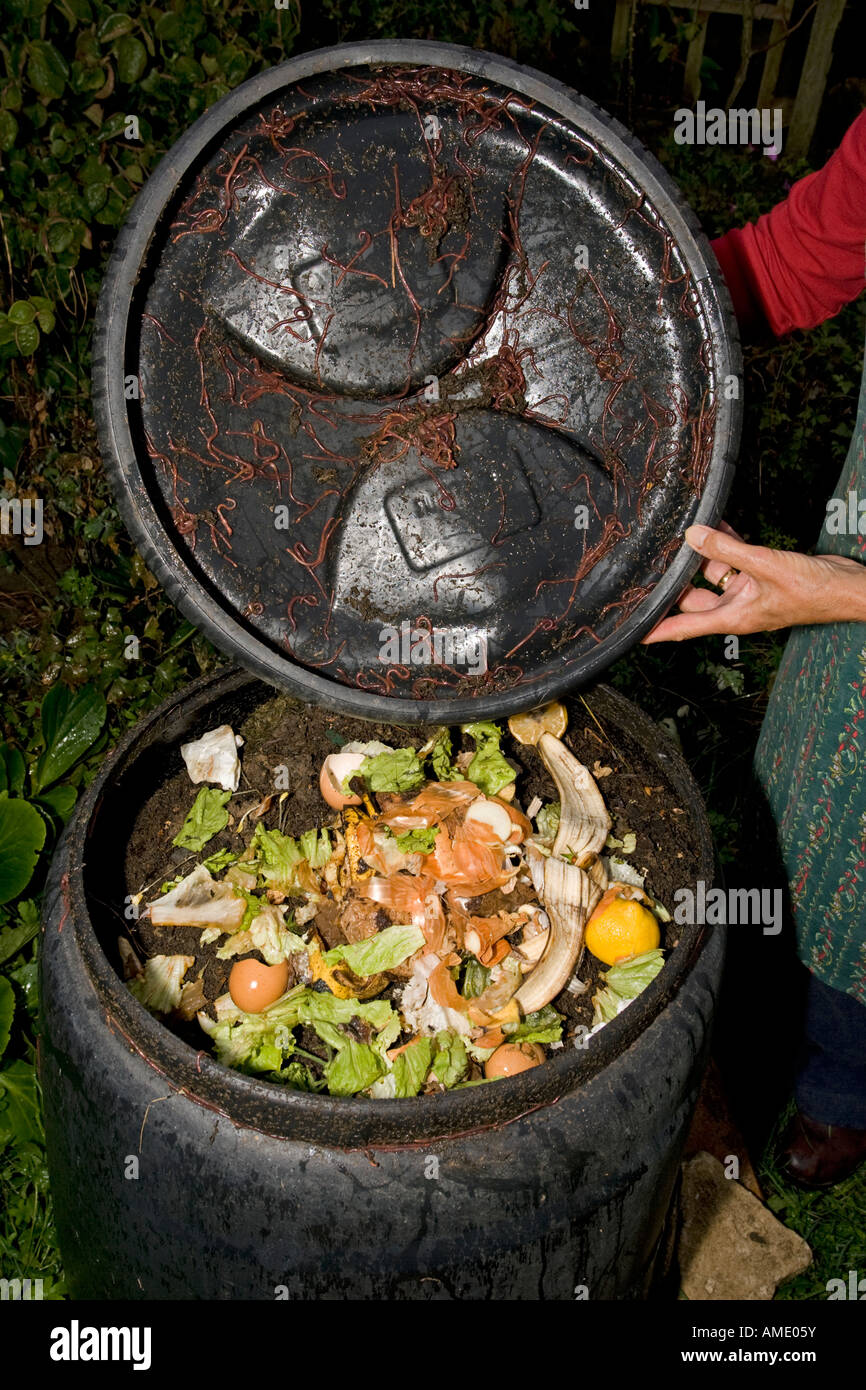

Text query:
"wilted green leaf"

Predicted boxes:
[[116, 35, 147, 84], [0, 744, 26, 797], [323, 923, 425, 977], [0, 796, 46, 905], [325, 1039, 385, 1097], [26, 41, 69, 100], [172, 786, 231, 852], [0, 978, 14, 1061], [0, 1059, 43, 1147], [7, 301, 35, 326], [392, 1036, 433, 1097], [431, 1030, 468, 1087], [36, 783, 78, 822], [47, 221, 75, 254], [14, 322, 39, 355], [0, 110, 18, 151], [0, 907, 40, 967], [33, 683, 106, 792], [98, 12, 134, 42]]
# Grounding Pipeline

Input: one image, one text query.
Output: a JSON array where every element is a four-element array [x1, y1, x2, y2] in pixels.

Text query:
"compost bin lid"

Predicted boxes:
[[94, 41, 741, 723]]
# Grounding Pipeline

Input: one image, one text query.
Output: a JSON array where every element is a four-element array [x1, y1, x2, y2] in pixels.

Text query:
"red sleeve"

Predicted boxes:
[[710, 111, 866, 339]]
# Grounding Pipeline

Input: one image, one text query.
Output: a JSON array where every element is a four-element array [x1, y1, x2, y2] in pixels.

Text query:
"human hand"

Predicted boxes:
[[642, 521, 866, 643]]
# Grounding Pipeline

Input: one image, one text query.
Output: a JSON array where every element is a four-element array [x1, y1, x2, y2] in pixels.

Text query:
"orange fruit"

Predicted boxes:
[[585, 894, 660, 966], [508, 701, 568, 746]]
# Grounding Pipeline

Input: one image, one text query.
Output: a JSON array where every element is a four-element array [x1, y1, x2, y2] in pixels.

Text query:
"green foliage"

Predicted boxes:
[[0, 297, 56, 356], [0, 796, 46, 903]]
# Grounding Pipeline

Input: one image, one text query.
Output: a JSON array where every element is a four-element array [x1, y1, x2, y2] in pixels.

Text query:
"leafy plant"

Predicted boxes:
[[0, 682, 105, 904]]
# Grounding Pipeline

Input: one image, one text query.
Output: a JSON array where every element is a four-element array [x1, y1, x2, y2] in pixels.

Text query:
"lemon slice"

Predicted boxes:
[[508, 701, 568, 746]]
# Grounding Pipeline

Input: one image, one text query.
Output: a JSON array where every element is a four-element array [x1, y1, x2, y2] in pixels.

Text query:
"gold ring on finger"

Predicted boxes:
[[717, 567, 738, 590]]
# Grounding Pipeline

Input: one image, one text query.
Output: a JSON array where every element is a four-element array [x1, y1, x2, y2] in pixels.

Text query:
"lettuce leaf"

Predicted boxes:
[[298, 827, 332, 869], [281, 1060, 323, 1092], [296, 990, 397, 1035], [591, 949, 665, 1029], [308, 1018, 350, 1052], [198, 986, 307, 1068], [349, 747, 426, 795], [535, 802, 561, 841], [507, 1005, 563, 1045], [429, 728, 460, 782], [202, 847, 237, 874], [172, 787, 231, 851], [431, 1029, 468, 1087], [129, 955, 193, 1014], [323, 922, 424, 976], [325, 1039, 386, 1096], [253, 824, 331, 890], [393, 826, 439, 854], [462, 722, 514, 797], [249, 907, 308, 965], [392, 1037, 433, 1097], [199, 986, 401, 1088], [253, 824, 303, 887], [604, 948, 665, 997]]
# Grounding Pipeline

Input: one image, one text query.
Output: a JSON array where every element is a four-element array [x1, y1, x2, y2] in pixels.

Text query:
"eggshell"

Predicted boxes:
[[228, 958, 290, 1014], [484, 1041, 545, 1079], [319, 753, 367, 810]]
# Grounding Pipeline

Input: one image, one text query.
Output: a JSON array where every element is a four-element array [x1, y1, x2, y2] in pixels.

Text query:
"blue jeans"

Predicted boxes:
[[795, 973, 866, 1129]]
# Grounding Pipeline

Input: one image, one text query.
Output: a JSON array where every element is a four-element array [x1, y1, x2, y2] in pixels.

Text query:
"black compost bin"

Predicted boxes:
[[40, 40, 741, 1300], [42, 671, 721, 1299]]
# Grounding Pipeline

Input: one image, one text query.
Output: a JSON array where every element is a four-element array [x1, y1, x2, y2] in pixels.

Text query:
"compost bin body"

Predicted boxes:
[[39, 669, 722, 1300], [40, 38, 738, 1300]]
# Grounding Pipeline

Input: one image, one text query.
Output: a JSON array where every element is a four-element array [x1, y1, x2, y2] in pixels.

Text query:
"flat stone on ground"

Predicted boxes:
[[679, 1151, 812, 1300]]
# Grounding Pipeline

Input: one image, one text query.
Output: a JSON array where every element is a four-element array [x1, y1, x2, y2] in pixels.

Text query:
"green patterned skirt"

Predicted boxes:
[[754, 341, 866, 1004]]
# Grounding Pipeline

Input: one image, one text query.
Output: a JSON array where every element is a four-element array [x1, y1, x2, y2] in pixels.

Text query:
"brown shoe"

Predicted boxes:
[[779, 1110, 866, 1189]]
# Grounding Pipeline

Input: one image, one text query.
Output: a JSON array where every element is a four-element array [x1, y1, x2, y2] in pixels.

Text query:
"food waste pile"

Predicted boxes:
[[123, 701, 676, 1098]]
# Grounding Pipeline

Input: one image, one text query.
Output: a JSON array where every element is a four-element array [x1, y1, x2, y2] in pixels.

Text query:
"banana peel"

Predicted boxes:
[[516, 734, 610, 1012], [538, 732, 611, 870]]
